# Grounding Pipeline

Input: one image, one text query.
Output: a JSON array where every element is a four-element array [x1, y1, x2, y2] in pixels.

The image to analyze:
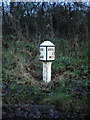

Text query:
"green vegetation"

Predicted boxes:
[[2, 38, 89, 110]]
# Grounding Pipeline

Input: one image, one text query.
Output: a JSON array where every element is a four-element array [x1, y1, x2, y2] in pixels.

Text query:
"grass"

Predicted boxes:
[[2, 38, 89, 110]]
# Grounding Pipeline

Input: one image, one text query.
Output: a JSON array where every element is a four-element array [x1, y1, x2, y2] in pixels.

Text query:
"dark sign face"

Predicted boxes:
[[39, 46, 55, 61]]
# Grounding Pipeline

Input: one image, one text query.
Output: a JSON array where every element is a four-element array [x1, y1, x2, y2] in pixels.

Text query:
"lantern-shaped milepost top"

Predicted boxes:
[[39, 41, 55, 83], [39, 41, 55, 61]]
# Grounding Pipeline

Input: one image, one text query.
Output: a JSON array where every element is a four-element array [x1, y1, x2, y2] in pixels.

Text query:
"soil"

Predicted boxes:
[[2, 104, 88, 120]]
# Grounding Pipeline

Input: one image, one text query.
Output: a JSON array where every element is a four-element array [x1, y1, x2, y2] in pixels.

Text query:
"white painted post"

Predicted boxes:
[[39, 41, 55, 83], [43, 62, 52, 83]]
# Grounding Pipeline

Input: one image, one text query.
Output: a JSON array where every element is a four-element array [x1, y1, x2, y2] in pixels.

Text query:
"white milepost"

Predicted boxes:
[[39, 41, 55, 83]]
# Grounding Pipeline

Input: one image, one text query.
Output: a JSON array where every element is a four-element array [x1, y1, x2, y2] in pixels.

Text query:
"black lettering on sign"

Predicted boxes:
[[40, 56, 44, 58], [49, 56, 52, 58], [52, 52, 54, 55], [48, 48, 51, 51], [40, 48, 44, 51], [48, 48, 54, 51], [49, 56, 54, 59]]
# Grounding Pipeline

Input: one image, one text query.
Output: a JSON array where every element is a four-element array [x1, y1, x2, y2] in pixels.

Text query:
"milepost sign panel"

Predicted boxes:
[[39, 41, 55, 61]]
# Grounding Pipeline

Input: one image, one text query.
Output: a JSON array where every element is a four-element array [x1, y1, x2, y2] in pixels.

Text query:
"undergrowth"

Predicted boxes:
[[2, 37, 89, 110]]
